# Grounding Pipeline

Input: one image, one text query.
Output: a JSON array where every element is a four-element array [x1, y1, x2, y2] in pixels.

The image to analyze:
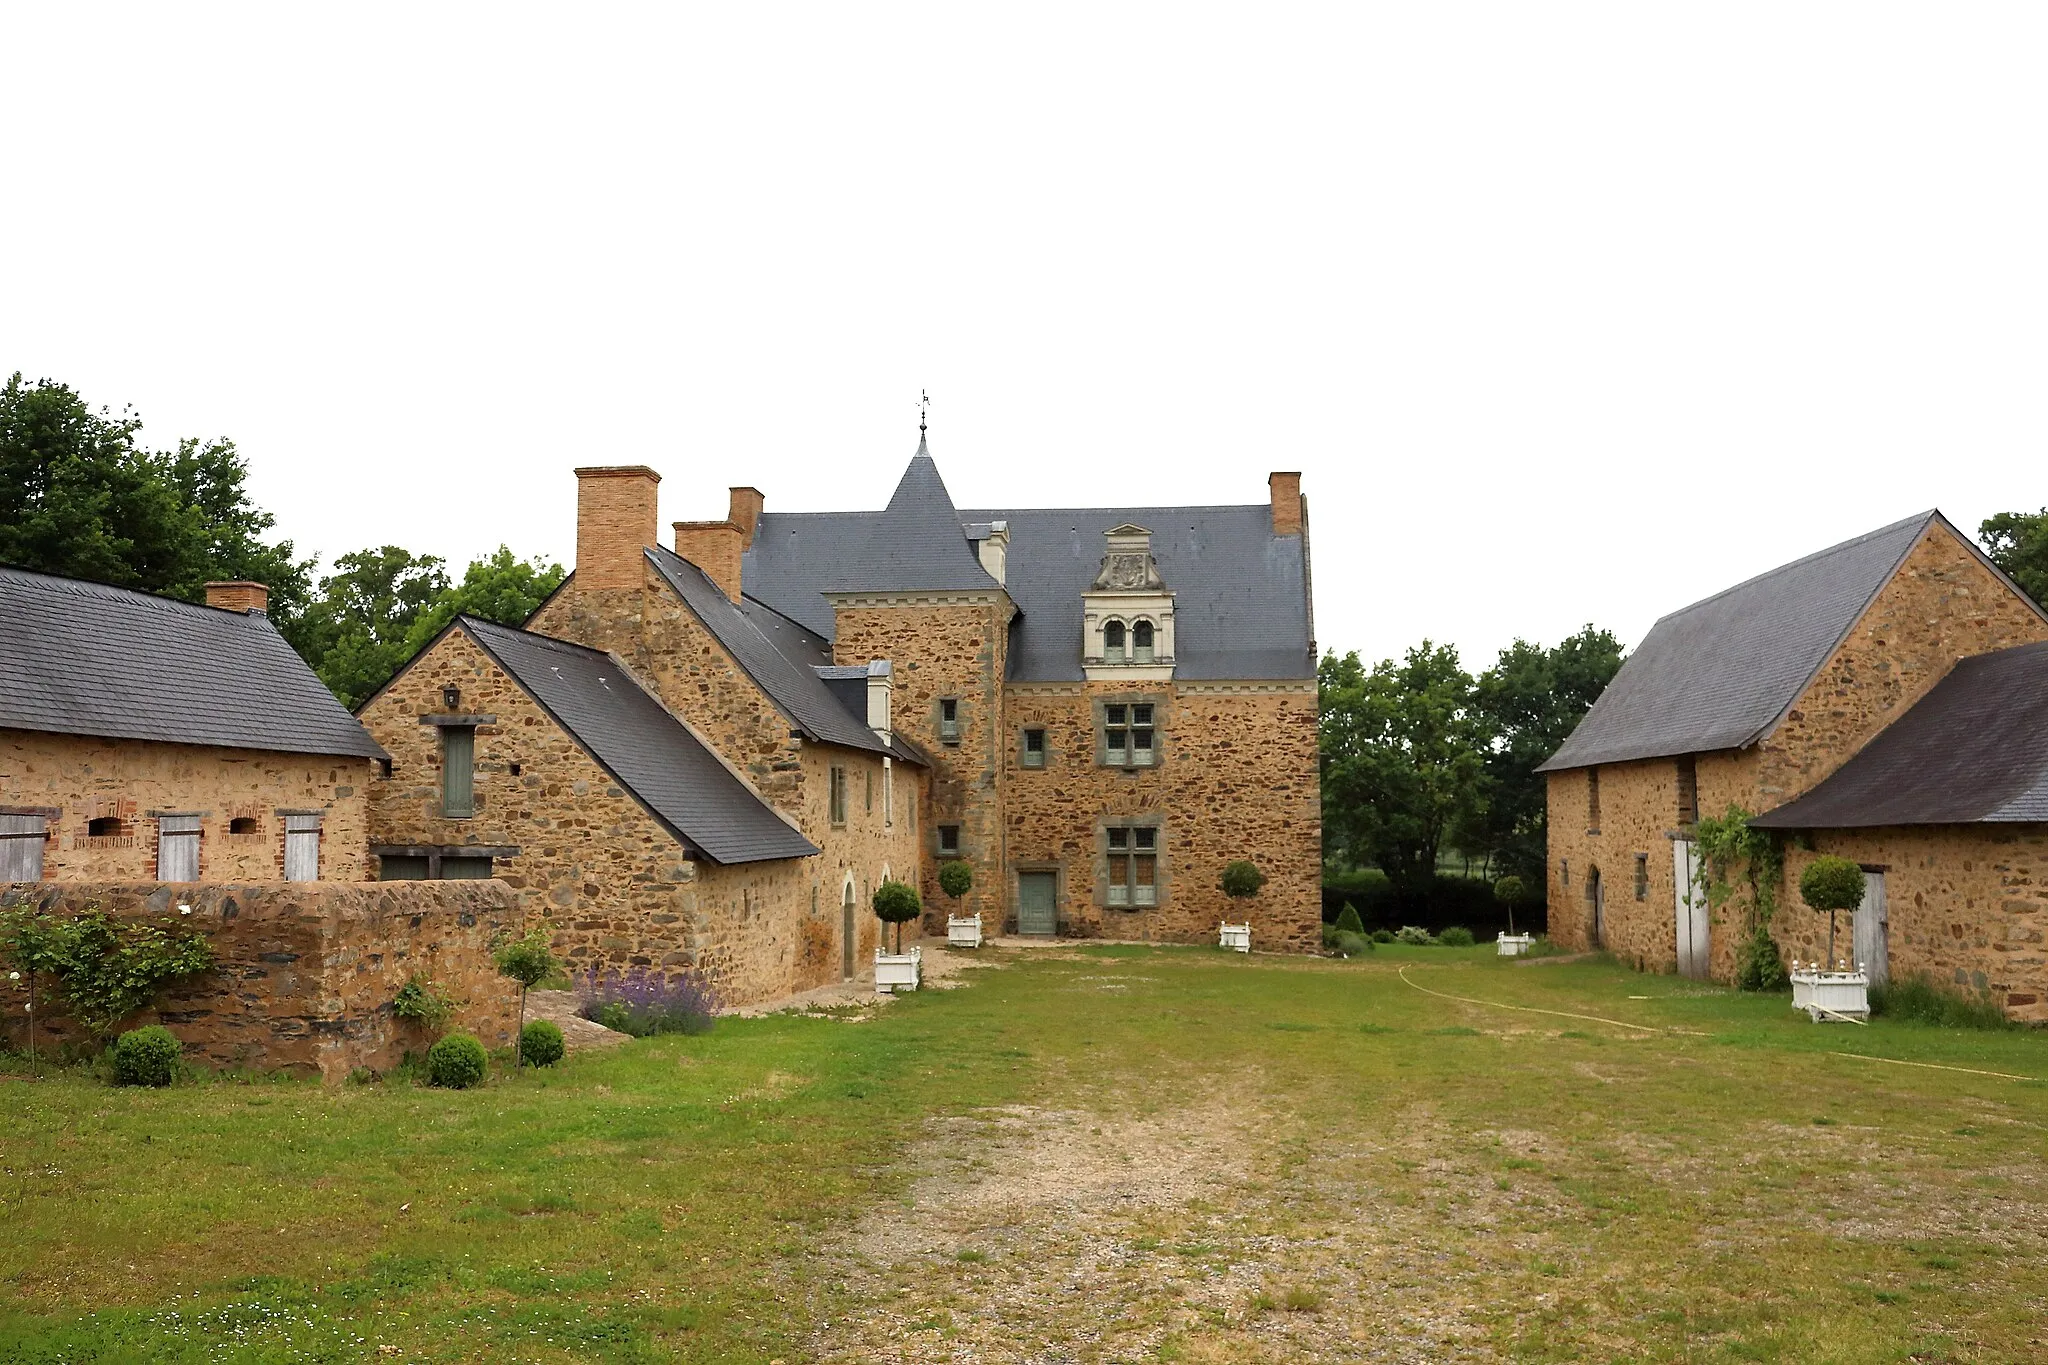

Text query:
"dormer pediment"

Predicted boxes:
[[1083, 524, 1175, 679]]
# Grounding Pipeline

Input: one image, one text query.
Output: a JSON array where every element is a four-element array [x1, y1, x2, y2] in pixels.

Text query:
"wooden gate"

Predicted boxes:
[[1853, 870, 1889, 984], [1673, 839, 1709, 979]]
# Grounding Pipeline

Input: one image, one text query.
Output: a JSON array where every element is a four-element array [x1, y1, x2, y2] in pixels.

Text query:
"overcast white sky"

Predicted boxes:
[[5, 5, 2044, 670]]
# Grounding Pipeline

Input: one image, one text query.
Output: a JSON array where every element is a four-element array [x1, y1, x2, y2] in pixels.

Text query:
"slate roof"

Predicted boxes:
[[460, 617, 818, 865], [643, 545, 908, 760], [739, 445, 1315, 682], [1752, 641, 2048, 828], [1540, 512, 1971, 773], [0, 566, 386, 760]]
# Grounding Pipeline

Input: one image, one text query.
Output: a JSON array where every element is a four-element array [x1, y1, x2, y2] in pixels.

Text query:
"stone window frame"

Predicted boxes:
[[1675, 755, 1698, 825], [1633, 851, 1648, 902], [1019, 726, 1048, 769], [938, 697, 962, 746], [938, 823, 961, 857], [1586, 767, 1601, 834], [1098, 614, 1163, 666], [829, 766, 848, 827], [1097, 813, 1167, 910], [1095, 694, 1163, 769], [442, 725, 477, 819]]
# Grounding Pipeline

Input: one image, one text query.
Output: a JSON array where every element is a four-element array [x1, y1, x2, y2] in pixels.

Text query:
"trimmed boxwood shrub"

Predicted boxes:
[[520, 1020, 565, 1067], [1334, 903, 1365, 935], [427, 1032, 488, 1089], [1438, 926, 1476, 947], [112, 1025, 181, 1087], [1221, 861, 1266, 900]]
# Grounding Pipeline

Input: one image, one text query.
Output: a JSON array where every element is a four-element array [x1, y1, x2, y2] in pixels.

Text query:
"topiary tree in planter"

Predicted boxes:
[[1799, 856, 1865, 969], [1493, 875, 1527, 937], [939, 859, 973, 905], [495, 923, 558, 1067], [873, 879, 921, 954], [1221, 860, 1266, 903]]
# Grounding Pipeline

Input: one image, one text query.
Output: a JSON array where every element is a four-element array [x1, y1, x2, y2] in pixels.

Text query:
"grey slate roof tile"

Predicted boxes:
[[461, 617, 817, 865], [643, 546, 901, 759], [0, 567, 386, 760], [1752, 640, 2048, 828], [1538, 513, 1946, 772], [738, 446, 1315, 682]]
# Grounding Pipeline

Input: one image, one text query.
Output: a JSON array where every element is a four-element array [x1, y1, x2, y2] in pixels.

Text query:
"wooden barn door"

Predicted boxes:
[[157, 814, 201, 881], [1854, 870, 1889, 984], [1673, 840, 1709, 979]]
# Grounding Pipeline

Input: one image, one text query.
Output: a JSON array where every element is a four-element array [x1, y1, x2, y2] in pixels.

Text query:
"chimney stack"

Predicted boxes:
[[205, 581, 269, 615], [574, 466, 662, 590], [673, 520, 744, 603], [1268, 472, 1303, 537], [728, 487, 764, 549]]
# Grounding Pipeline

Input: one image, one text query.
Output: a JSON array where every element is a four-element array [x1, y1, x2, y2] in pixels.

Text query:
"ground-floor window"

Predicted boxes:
[[376, 846, 513, 880], [1106, 825, 1158, 907], [157, 814, 202, 881]]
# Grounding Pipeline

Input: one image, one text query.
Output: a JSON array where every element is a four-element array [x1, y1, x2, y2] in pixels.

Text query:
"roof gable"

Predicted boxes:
[[1753, 639, 2048, 827], [0, 567, 386, 761], [1539, 512, 1946, 772], [459, 617, 817, 865]]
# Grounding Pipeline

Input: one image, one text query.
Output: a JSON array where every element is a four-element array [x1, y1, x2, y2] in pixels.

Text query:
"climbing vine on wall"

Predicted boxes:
[[0, 906, 215, 1039], [1690, 805, 1788, 991]]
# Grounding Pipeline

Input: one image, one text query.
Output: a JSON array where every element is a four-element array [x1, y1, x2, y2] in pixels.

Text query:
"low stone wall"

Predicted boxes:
[[0, 881, 521, 1081]]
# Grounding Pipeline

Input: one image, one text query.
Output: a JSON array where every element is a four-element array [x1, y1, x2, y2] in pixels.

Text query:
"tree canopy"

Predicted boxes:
[[1980, 510, 2048, 609]]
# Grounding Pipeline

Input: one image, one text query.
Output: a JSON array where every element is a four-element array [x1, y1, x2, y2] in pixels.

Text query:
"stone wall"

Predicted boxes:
[[0, 880, 519, 1080], [1001, 681, 1320, 950], [832, 599, 1011, 927], [1755, 524, 2048, 804], [1781, 828, 2048, 1023], [0, 728, 372, 882]]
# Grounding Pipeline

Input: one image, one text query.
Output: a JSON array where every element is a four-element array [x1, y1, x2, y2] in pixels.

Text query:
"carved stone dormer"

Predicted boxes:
[[1083, 524, 1175, 681]]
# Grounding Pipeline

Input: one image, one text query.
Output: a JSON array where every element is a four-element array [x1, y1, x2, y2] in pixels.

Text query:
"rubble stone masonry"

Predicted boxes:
[[0, 880, 519, 1080], [0, 728, 372, 882]]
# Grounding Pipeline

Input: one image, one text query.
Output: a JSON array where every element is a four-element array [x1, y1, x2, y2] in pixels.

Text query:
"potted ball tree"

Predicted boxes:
[[940, 860, 980, 948], [1218, 860, 1263, 952], [1789, 856, 1869, 1021], [872, 879, 923, 992], [1494, 875, 1535, 956]]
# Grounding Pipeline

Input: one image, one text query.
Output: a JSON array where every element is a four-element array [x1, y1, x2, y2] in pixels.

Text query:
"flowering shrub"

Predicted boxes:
[[576, 967, 718, 1037], [1395, 925, 1434, 945]]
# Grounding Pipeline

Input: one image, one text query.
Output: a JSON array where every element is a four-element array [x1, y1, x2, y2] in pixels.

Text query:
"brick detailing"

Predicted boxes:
[[1755, 523, 2048, 804], [1269, 472, 1303, 536], [673, 522, 743, 602], [1004, 685, 1321, 949], [573, 466, 661, 590], [0, 880, 519, 1081], [0, 728, 371, 882], [203, 581, 269, 614], [728, 487, 764, 547]]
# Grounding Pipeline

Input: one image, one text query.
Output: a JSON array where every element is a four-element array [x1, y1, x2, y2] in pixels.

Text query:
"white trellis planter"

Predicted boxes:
[[875, 945, 922, 994], [1497, 933, 1536, 957], [1790, 962, 1870, 1022], [1218, 922, 1251, 953], [947, 914, 983, 949]]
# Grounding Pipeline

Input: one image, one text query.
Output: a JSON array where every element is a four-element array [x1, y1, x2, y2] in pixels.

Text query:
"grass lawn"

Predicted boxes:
[[1, 945, 2044, 1363]]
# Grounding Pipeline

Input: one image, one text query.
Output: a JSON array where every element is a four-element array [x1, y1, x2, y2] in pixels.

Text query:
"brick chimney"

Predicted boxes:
[[728, 487, 764, 549], [673, 520, 743, 603], [1269, 472, 1303, 536], [574, 466, 662, 590], [205, 581, 269, 615]]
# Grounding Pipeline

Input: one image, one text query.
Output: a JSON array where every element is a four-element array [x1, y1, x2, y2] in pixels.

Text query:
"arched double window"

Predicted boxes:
[[1132, 620, 1155, 664], [1104, 619, 1126, 663]]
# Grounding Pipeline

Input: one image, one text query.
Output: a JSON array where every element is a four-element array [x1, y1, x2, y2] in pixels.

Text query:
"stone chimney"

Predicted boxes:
[[1269, 472, 1303, 536], [575, 466, 662, 590], [976, 520, 1010, 586], [866, 659, 893, 743], [728, 487, 765, 549], [674, 521, 744, 603], [205, 581, 269, 615]]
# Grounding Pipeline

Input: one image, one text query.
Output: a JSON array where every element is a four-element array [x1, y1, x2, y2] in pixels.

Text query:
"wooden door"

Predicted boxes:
[[1673, 840, 1708, 979], [283, 815, 322, 882], [1854, 871, 1889, 984], [157, 814, 201, 881], [842, 881, 856, 979], [1017, 872, 1058, 936], [0, 815, 46, 881]]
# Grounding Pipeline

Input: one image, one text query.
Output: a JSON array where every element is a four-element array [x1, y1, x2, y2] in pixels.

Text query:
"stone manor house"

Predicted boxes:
[[353, 442, 1322, 1003], [1541, 511, 2048, 1020]]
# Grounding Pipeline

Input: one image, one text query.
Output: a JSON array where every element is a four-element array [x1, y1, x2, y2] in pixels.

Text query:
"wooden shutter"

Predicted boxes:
[[0, 815, 47, 882], [157, 814, 201, 881], [283, 814, 322, 882], [443, 727, 475, 818]]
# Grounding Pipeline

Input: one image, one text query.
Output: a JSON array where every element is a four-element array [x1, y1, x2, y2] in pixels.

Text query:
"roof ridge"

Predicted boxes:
[[1651, 510, 1939, 624], [0, 564, 272, 622], [456, 613, 615, 661]]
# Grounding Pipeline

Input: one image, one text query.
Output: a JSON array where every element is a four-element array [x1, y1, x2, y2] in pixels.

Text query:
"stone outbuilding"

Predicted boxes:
[[0, 569, 387, 883], [1539, 510, 2048, 1016]]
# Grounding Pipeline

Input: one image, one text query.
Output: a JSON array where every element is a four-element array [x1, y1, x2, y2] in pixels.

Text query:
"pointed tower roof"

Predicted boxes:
[[825, 442, 1003, 594]]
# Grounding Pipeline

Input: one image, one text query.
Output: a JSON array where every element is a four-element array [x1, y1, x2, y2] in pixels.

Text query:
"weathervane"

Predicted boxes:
[[919, 389, 929, 436]]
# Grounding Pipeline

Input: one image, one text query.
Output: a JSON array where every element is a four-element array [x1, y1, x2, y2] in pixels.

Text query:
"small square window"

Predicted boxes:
[[1021, 728, 1046, 768], [939, 824, 960, 855], [939, 698, 960, 745]]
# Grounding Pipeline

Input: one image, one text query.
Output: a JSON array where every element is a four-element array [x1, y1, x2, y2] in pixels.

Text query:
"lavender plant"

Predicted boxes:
[[575, 967, 719, 1037]]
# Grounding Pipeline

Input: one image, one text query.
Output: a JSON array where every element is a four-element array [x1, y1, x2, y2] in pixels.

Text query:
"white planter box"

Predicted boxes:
[[1790, 963, 1869, 1022], [1219, 922, 1251, 953], [1497, 933, 1536, 957], [947, 914, 983, 949], [875, 945, 922, 993]]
